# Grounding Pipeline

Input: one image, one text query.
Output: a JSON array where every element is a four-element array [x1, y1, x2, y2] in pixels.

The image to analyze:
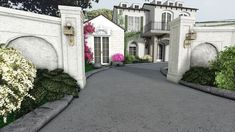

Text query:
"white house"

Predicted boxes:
[[85, 15, 125, 65], [113, 0, 198, 62]]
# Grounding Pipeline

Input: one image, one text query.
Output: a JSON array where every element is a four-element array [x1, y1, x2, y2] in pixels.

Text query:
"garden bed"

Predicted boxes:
[[160, 67, 235, 101]]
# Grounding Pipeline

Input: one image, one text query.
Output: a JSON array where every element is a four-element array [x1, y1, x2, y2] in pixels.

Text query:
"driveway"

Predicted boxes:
[[40, 63, 235, 132]]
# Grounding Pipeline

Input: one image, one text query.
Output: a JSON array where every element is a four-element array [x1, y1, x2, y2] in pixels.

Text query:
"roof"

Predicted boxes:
[[143, 3, 198, 11], [84, 15, 125, 31], [113, 6, 150, 12]]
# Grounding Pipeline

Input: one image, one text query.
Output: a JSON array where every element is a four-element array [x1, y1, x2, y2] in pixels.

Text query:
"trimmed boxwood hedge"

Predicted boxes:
[[182, 67, 216, 86]]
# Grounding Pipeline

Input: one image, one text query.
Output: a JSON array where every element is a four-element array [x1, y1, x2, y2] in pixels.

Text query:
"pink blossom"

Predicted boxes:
[[112, 53, 125, 62], [84, 22, 95, 63]]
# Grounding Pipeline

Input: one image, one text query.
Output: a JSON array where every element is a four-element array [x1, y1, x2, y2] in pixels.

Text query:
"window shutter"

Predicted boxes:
[[141, 16, 144, 32], [125, 15, 128, 30]]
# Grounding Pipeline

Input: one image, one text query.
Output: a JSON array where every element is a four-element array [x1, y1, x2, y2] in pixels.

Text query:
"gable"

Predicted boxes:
[[85, 15, 124, 31]]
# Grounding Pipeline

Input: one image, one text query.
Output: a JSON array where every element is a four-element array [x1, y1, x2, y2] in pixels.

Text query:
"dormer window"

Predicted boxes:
[[169, 2, 174, 6], [134, 5, 139, 9], [122, 4, 127, 8], [178, 4, 183, 7], [157, 1, 161, 5]]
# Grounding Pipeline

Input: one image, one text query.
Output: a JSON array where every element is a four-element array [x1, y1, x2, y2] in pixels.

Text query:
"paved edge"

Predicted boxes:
[[85, 66, 110, 79], [0, 95, 73, 132], [160, 67, 235, 101]]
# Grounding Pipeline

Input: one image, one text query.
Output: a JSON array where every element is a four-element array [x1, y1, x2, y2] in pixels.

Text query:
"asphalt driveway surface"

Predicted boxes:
[[40, 63, 235, 132]]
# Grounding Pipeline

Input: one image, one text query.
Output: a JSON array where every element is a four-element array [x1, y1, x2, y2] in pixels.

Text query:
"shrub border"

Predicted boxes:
[[0, 66, 111, 132], [160, 67, 235, 101]]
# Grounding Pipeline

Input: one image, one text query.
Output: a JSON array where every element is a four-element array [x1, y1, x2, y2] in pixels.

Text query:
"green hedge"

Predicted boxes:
[[182, 67, 216, 86], [211, 46, 235, 90], [0, 69, 80, 128]]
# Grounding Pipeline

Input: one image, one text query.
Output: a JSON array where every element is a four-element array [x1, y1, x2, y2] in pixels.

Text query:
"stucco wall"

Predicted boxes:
[[0, 6, 86, 88], [167, 17, 235, 83]]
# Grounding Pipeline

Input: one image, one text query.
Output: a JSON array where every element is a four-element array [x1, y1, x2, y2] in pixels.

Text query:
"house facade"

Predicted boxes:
[[85, 15, 125, 65], [113, 0, 198, 62]]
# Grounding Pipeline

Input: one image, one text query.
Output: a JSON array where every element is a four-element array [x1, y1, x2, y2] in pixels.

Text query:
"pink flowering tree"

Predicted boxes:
[[112, 53, 125, 62], [84, 22, 95, 63]]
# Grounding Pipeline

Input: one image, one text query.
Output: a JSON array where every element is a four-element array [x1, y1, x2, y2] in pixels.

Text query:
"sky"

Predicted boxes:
[[90, 0, 235, 22]]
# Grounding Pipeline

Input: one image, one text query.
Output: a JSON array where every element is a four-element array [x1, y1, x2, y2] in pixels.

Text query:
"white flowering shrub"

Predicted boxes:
[[0, 47, 36, 123]]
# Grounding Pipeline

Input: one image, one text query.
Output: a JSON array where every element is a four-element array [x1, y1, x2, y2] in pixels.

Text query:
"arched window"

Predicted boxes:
[[162, 11, 173, 30], [179, 12, 190, 17], [129, 42, 138, 56]]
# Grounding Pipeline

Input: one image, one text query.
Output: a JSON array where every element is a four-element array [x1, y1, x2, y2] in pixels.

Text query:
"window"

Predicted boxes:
[[119, 9, 123, 15], [129, 42, 137, 56], [162, 12, 172, 30], [179, 4, 183, 7], [169, 2, 174, 6], [134, 5, 139, 9], [157, 1, 162, 5], [128, 16, 141, 32], [179, 12, 190, 17], [122, 4, 127, 8]]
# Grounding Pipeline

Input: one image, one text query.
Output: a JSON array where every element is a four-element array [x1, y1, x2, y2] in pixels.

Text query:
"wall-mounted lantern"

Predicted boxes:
[[184, 30, 197, 48], [64, 22, 75, 46]]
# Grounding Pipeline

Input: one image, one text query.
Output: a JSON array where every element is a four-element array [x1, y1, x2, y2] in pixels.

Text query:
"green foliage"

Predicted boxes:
[[0, 69, 80, 128], [85, 63, 94, 72], [182, 67, 216, 86], [0, 0, 99, 16], [211, 46, 235, 90], [125, 54, 136, 64], [86, 9, 112, 20], [124, 32, 141, 55]]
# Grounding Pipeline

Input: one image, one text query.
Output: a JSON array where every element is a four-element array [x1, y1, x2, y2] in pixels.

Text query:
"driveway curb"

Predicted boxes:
[[0, 95, 73, 132], [160, 67, 235, 101], [86, 67, 110, 79]]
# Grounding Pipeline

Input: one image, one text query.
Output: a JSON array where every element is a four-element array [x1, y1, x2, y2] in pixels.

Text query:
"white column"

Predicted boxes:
[[152, 36, 158, 63], [59, 6, 86, 88], [167, 17, 196, 83]]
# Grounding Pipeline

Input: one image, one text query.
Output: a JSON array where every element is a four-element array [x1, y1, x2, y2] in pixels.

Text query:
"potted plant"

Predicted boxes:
[[112, 53, 125, 66]]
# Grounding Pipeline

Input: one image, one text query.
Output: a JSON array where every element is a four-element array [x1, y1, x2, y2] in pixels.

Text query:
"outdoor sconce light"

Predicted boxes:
[[64, 22, 75, 46], [184, 30, 197, 48]]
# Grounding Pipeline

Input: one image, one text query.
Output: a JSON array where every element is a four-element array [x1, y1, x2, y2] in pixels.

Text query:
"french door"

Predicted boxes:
[[94, 37, 109, 65], [162, 12, 172, 30]]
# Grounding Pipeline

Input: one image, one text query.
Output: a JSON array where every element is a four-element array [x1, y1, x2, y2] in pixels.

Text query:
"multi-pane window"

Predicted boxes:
[[169, 2, 174, 6], [129, 43, 137, 56], [134, 5, 139, 9], [128, 16, 141, 32], [162, 12, 172, 30], [122, 4, 127, 8], [119, 9, 123, 15]]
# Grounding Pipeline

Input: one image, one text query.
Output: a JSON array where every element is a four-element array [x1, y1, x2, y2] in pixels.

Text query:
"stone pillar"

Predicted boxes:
[[59, 6, 86, 88], [167, 17, 196, 83], [152, 36, 158, 63]]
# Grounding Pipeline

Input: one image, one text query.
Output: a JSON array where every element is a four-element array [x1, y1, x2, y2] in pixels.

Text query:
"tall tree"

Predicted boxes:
[[86, 9, 113, 21], [0, 0, 99, 16]]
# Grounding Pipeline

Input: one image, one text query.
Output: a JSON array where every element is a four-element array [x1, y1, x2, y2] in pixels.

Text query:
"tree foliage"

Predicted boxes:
[[86, 8, 112, 20], [0, 0, 99, 16]]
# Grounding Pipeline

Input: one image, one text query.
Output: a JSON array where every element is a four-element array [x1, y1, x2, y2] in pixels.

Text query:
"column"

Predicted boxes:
[[167, 17, 196, 83], [59, 6, 86, 88], [152, 36, 158, 63]]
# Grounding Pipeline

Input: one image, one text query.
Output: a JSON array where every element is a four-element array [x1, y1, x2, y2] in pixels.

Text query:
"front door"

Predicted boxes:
[[94, 37, 110, 65]]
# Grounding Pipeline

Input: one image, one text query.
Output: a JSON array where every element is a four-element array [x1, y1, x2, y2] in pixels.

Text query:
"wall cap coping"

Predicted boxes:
[[0, 6, 61, 24]]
